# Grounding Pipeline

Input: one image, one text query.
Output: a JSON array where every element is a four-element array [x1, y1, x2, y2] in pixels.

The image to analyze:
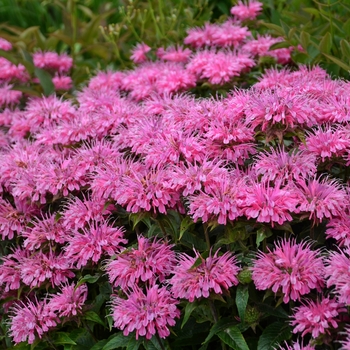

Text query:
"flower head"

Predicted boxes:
[[111, 284, 180, 339], [169, 249, 241, 302], [291, 297, 346, 338], [251, 238, 325, 303], [230, 0, 263, 20], [130, 42, 151, 64], [106, 236, 175, 290]]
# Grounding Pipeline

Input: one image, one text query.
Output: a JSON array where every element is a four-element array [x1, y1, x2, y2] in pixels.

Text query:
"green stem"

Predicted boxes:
[[204, 224, 210, 251]]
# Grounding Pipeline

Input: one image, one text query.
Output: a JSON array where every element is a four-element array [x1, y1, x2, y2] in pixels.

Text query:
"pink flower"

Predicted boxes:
[[111, 284, 180, 339], [188, 172, 245, 225], [0, 37, 12, 51], [64, 220, 127, 268], [253, 147, 317, 183], [210, 21, 251, 47], [326, 214, 350, 247], [0, 57, 28, 82], [340, 328, 350, 350], [242, 181, 300, 227], [33, 51, 73, 73], [20, 250, 74, 288], [88, 70, 125, 90], [230, 0, 263, 20], [291, 297, 346, 338], [48, 283, 88, 317], [296, 177, 348, 224], [0, 83, 22, 107], [251, 239, 325, 303], [278, 341, 315, 350], [325, 249, 350, 305], [184, 23, 215, 48], [169, 249, 241, 302], [130, 42, 151, 64], [9, 298, 58, 344], [52, 74, 73, 90], [106, 236, 176, 290], [157, 45, 192, 63]]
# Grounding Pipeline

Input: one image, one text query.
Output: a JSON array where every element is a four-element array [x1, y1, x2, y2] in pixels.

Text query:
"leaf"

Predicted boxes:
[[235, 285, 249, 323], [84, 311, 106, 327], [257, 322, 291, 350], [261, 22, 285, 36], [323, 53, 350, 71], [302, 7, 319, 17], [269, 41, 290, 50], [181, 301, 198, 328], [126, 337, 143, 350], [52, 332, 77, 345], [90, 340, 109, 350], [340, 39, 350, 59], [256, 227, 272, 248], [217, 326, 249, 350], [0, 49, 18, 64], [179, 216, 194, 240], [202, 317, 238, 344], [34, 68, 54, 96], [102, 333, 130, 350], [76, 273, 100, 288], [300, 31, 310, 50], [318, 32, 332, 54]]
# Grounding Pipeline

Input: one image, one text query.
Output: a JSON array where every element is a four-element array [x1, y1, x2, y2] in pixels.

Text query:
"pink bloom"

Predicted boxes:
[[0, 83, 22, 107], [130, 42, 151, 64], [340, 328, 350, 350], [184, 23, 215, 48], [230, 0, 263, 20], [157, 45, 192, 63], [33, 51, 73, 73], [0, 37, 12, 51], [242, 181, 300, 227], [0, 57, 28, 82], [9, 299, 58, 344], [106, 236, 175, 290], [296, 177, 348, 224], [326, 214, 350, 247], [62, 194, 115, 230], [188, 172, 246, 225], [253, 147, 317, 183], [64, 220, 127, 268], [301, 125, 350, 161], [251, 239, 325, 303], [187, 50, 255, 85], [111, 284, 180, 339], [291, 297, 346, 338], [278, 341, 315, 350], [0, 248, 28, 292], [20, 250, 74, 288], [88, 70, 125, 90], [48, 283, 88, 317], [52, 74, 73, 90], [22, 214, 68, 250], [210, 21, 251, 47], [325, 249, 350, 304], [169, 249, 241, 302]]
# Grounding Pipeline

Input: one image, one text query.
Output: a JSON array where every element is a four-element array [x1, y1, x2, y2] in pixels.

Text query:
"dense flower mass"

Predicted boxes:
[[251, 239, 325, 303], [2, 0, 350, 346]]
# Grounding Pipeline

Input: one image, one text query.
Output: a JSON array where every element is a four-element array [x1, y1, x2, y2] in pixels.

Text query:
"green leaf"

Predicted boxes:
[[76, 273, 100, 288], [318, 32, 332, 54], [90, 340, 109, 350], [323, 53, 350, 72], [235, 285, 249, 323], [84, 310, 106, 327], [302, 7, 319, 17], [300, 31, 310, 50], [181, 301, 199, 328], [202, 317, 238, 344], [340, 39, 350, 59], [256, 227, 272, 248], [102, 333, 130, 350], [269, 41, 291, 50], [261, 22, 285, 36], [52, 332, 77, 345], [0, 49, 18, 64], [217, 326, 249, 350], [257, 322, 291, 350], [34, 68, 54, 96], [126, 337, 143, 350], [179, 216, 194, 240]]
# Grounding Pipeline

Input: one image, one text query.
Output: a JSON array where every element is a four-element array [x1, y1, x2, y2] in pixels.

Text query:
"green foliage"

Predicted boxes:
[[260, 0, 350, 78]]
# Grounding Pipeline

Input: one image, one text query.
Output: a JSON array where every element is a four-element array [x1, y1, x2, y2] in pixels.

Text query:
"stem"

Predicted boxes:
[[204, 224, 210, 251], [209, 299, 227, 350]]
